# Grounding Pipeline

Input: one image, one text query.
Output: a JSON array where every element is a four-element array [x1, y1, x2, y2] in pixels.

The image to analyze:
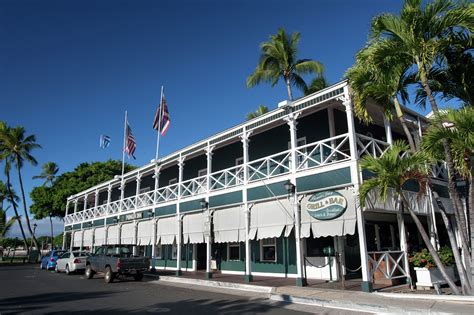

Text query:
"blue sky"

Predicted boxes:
[[1, 0, 415, 237]]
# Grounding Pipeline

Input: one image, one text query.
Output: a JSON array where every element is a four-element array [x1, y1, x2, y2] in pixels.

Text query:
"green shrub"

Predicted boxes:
[[409, 246, 454, 269]]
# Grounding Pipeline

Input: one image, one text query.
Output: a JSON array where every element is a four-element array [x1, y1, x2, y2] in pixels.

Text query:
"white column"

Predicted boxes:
[[94, 190, 99, 209], [70, 230, 74, 249], [176, 156, 185, 275], [286, 111, 305, 286], [328, 106, 336, 148], [104, 184, 112, 232], [192, 244, 197, 271], [74, 199, 78, 214], [205, 144, 213, 279], [151, 218, 158, 262], [120, 179, 126, 209], [342, 90, 372, 292], [62, 200, 70, 250], [133, 221, 138, 256], [118, 223, 122, 244], [135, 172, 142, 208], [383, 116, 393, 145], [153, 164, 161, 203], [241, 128, 253, 282]]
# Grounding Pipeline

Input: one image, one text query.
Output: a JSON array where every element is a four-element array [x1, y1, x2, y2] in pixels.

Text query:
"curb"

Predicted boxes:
[[375, 291, 474, 303], [147, 274, 273, 294], [269, 293, 394, 314]]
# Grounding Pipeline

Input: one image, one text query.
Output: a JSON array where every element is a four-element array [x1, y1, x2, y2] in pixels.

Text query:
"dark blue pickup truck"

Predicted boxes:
[[85, 245, 150, 283]]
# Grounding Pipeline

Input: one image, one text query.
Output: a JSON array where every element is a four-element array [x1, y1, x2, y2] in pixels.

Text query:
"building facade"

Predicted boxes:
[[62, 81, 452, 291]]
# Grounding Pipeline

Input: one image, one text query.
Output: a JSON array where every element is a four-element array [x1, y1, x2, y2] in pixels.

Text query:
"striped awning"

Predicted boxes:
[[73, 230, 83, 247], [94, 227, 105, 246], [137, 220, 154, 245], [106, 225, 118, 244], [183, 212, 205, 244], [83, 229, 93, 247], [213, 206, 245, 243], [120, 223, 135, 245], [157, 216, 177, 245], [249, 199, 294, 240]]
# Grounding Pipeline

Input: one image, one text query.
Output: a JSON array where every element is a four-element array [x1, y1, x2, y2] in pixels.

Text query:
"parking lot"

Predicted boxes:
[[0, 265, 361, 314]]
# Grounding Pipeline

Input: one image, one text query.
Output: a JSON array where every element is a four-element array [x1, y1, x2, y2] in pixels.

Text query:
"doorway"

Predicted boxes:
[[196, 243, 206, 270]]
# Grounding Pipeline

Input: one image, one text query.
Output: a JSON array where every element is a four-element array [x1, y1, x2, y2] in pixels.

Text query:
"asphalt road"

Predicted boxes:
[[0, 265, 367, 314]]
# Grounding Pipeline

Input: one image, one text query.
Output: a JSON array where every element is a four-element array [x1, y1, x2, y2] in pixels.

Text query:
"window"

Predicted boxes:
[[235, 157, 244, 181], [171, 243, 177, 260], [155, 244, 162, 259], [139, 186, 151, 194], [260, 238, 277, 262], [289, 137, 307, 169], [227, 242, 241, 261]]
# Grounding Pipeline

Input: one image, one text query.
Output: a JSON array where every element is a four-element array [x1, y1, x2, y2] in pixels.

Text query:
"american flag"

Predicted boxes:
[[152, 94, 171, 136], [124, 121, 136, 159]]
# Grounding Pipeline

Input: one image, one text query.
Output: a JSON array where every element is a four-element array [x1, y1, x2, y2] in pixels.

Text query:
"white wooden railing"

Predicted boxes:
[[248, 150, 292, 182], [296, 133, 351, 170], [368, 250, 407, 280], [210, 164, 244, 191], [356, 134, 390, 158]]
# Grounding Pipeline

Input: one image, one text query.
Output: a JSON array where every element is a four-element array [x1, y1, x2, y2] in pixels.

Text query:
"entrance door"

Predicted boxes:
[[196, 243, 207, 270]]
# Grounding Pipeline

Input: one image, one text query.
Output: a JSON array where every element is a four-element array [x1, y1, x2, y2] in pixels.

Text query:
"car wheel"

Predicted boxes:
[[65, 265, 70, 275], [85, 265, 94, 279], [104, 266, 114, 284], [134, 272, 143, 281]]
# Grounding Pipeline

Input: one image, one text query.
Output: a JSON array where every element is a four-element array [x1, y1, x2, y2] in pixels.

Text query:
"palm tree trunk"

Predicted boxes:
[[399, 192, 460, 294], [420, 72, 471, 278], [437, 202, 471, 294], [469, 174, 474, 293], [5, 171, 28, 252], [286, 77, 294, 101], [392, 97, 417, 152], [49, 215, 54, 249], [16, 162, 39, 251]]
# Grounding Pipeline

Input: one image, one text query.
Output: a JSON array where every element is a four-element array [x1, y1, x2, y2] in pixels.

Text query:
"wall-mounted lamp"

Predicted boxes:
[[200, 198, 209, 210], [284, 180, 295, 195]]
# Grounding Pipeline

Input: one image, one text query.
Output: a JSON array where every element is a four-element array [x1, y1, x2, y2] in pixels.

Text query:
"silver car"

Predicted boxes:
[[55, 251, 90, 275]]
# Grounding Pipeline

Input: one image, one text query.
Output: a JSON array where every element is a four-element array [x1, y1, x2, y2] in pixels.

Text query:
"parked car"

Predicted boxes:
[[55, 251, 91, 275], [40, 250, 67, 270], [85, 245, 150, 283]]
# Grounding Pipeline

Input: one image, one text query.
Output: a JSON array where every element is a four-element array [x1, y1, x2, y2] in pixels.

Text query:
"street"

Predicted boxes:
[[0, 265, 367, 314]]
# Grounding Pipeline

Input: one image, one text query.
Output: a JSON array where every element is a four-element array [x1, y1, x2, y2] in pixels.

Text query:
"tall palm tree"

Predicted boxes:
[[305, 74, 329, 96], [345, 49, 417, 151], [247, 28, 324, 101], [33, 162, 59, 247], [246, 105, 269, 121], [0, 124, 28, 251], [359, 140, 460, 294], [0, 125, 41, 251], [423, 107, 474, 292], [368, 0, 473, 290]]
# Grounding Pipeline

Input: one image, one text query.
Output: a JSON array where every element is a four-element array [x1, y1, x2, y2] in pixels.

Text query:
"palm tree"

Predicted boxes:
[[345, 49, 417, 151], [305, 74, 329, 96], [359, 140, 460, 294], [368, 0, 473, 290], [246, 105, 269, 121], [33, 162, 59, 247], [0, 125, 41, 251], [0, 208, 17, 238], [247, 28, 324, 101], [423, 107, 474, 293], [0, 125, 28, 251]]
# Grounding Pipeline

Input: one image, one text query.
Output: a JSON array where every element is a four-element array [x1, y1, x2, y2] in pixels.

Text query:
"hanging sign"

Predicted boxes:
[[306, 191, 347, 220]]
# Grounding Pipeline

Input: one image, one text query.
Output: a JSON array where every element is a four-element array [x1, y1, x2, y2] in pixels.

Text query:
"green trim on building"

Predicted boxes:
[[82, 222, 92, 229], [209, 191, 242, 208], [247, 181, 287, 201], [93, 219, 105, 226], [65, 226, 72, 231], [180, 199, 202, 213], [106, 217, 119, 225], [72, 223, 82, 230], [296, 167, 351, 193], [155, 204, 176, 217]]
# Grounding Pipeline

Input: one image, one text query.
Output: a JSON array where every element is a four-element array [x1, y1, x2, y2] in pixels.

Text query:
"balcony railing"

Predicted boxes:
[[356, 134, 390, 158]]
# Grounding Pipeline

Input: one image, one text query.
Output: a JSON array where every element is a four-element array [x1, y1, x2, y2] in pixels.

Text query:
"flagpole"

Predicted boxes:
[[154, 86, 164, 162], [122, 110, 128, 177]]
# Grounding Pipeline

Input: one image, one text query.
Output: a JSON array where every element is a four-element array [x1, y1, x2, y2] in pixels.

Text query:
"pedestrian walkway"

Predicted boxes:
[[146, 270, 474, 314]]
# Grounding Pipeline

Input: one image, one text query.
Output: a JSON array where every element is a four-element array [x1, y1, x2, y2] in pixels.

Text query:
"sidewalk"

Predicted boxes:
[[146, 271, 474, 314]]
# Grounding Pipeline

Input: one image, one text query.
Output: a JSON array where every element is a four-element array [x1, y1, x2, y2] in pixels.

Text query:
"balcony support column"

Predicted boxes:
[[241, 129, 253, 282], [383, 116, 393, 145], [135, 172, 142, 208], [285, 112, 305, 287], [63, 200, 70, 250], [153, 164, 161, 203], [151, 218, 158, 270], [133, 221, 139, 256], [176, 156, 185, 276], [342, 89, 372, 292], [94, 190, 99, 214], [120, 180, 126, 210], [397, 201, 412, 287], [205, 144, 214, 279]]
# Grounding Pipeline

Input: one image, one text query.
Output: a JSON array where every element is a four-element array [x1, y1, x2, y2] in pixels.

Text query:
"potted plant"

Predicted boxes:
[[410, 246, 456, 289]]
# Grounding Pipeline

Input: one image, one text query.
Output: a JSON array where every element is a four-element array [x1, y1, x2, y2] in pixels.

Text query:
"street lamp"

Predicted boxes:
[[200, 198, 209, 210], [284, 180, 295, 196]]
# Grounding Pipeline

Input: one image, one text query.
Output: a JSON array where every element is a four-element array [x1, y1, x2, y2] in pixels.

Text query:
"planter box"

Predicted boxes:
[[414, 266, 456, 288]]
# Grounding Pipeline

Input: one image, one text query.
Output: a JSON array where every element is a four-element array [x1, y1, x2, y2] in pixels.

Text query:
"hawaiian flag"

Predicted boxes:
[[99, 135, 110, 148], [153, 93, 171, 136], [124, 121, 136, 159]]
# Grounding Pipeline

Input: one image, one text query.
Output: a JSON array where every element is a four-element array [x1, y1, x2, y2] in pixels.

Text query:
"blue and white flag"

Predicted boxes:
[[100, 135, 111, 148]]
